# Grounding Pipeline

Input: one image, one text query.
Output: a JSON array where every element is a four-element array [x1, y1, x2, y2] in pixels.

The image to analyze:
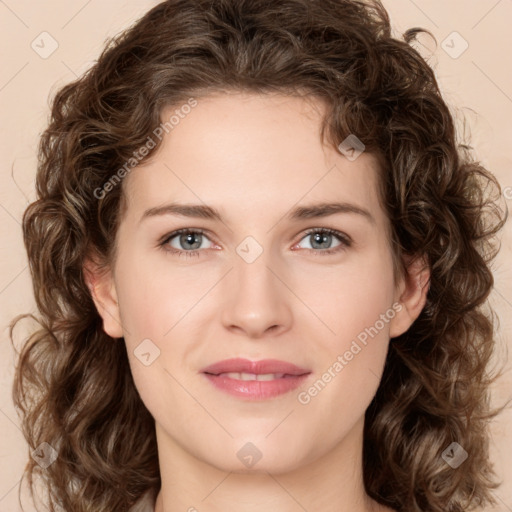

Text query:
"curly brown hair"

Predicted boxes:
[[9, 0, 508, 511]]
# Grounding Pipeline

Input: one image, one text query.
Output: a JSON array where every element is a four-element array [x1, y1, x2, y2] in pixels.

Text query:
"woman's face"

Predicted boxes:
[[91, 92, 422, 474]]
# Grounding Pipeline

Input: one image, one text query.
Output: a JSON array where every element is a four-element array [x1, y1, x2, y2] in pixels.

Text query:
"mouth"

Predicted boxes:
[[200, 358, 311, 400], [209, 371, 294, 381]]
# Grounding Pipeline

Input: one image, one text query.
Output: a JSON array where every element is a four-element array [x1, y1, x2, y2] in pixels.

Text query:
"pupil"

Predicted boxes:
[[182, 233, 201, 250], [313, 232, 330, 249]]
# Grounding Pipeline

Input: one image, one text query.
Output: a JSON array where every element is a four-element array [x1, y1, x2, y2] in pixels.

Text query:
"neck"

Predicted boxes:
[[153, 417, 392, 512]]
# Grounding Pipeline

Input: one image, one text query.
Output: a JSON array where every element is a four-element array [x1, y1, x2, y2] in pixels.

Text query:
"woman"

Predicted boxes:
[[10, 0, 507, 511]]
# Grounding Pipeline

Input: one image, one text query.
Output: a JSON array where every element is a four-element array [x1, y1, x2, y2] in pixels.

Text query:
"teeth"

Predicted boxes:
[[219, 372, 285, 381]]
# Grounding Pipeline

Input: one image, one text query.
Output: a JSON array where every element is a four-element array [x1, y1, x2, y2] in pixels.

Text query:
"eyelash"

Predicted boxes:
[[158, 227, 352, 259]]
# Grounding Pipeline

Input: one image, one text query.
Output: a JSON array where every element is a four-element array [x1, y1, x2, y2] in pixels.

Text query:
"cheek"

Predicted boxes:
[[299, 246, 396, 407], [114, 260, 196, 419], [113, 254, 211, 393], [298, 248, 397, 346], [114, 252, 205, 339]]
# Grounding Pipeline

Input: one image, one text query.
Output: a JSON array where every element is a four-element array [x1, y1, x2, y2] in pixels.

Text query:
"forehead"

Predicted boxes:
[[121, 92, 384, 227]]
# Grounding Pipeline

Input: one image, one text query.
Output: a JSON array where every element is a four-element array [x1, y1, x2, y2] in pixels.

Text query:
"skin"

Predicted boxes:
[[86, 92, 430, 512]]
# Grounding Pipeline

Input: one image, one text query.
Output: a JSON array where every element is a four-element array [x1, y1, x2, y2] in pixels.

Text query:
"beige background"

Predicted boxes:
[[1, 1, 511, 510]]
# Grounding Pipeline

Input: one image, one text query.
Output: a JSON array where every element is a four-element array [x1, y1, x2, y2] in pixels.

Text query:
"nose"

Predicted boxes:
[[220, 250, 293, 339]]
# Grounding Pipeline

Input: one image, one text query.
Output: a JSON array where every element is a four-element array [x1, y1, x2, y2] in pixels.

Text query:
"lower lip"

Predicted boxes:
[[203, 373, 310, 399]]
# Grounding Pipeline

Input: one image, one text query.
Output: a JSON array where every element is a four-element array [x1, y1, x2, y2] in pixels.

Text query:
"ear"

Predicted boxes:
[[389, 254, 430, 338], [83, 257, 124, 339]]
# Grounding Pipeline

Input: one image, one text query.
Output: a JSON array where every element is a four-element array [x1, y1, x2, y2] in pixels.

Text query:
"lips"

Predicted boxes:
[[201, 358, 310, 377], [201, 358, 311, 400]]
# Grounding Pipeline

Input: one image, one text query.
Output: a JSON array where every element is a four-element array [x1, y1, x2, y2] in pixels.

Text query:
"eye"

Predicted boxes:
[[158, 228, 214, 258], [293, 228, 351, 256]]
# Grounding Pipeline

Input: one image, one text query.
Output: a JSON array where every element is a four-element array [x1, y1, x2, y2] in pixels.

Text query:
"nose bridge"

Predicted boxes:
[[221, 237, 292, 337], [234, 246, 274, 295]]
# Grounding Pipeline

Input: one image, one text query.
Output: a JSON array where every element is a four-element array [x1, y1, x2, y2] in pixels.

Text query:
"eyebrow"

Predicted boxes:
[[139, 201, 375, 225]]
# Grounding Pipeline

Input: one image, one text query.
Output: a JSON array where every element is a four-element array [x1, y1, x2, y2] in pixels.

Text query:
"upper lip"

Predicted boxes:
[[201, 358, 310, 376]]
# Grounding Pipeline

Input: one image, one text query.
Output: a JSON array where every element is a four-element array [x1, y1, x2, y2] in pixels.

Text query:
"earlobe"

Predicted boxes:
[[83, 258, 124, 339], [389, 255, 430, 338]]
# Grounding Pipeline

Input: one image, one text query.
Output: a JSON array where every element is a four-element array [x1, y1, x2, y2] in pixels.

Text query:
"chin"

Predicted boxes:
[[201, 437, 315, 476]]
